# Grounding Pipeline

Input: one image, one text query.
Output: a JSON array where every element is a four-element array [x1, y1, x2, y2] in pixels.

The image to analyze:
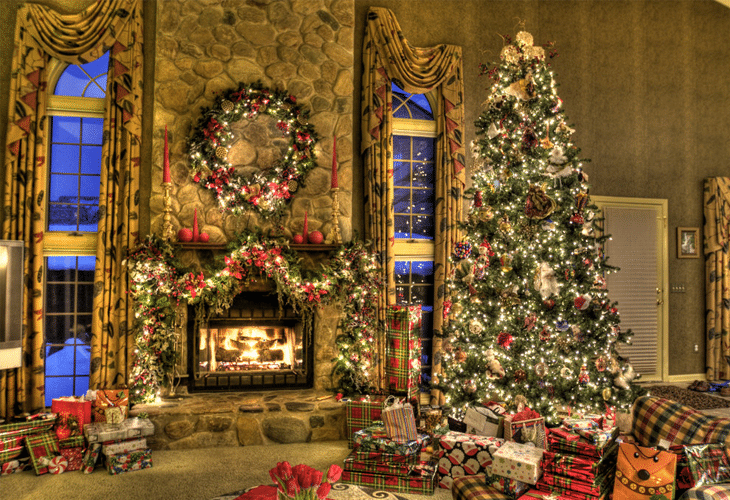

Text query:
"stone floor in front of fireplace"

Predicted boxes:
[[129, 388, 346, 450]]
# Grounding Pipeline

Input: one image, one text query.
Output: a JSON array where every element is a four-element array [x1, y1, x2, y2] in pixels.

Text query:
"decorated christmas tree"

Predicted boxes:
[[438, 31, 644, 424]]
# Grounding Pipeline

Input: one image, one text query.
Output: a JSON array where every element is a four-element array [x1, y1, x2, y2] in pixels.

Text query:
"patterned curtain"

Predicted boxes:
[[1, 0, 142, 419], [704, 177, 730, 381], [361, 7, 466, 395]]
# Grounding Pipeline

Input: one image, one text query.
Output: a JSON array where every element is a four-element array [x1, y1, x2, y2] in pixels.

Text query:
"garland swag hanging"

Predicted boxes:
[[188, 82, 318, 218], [127, 231, 381, 403]]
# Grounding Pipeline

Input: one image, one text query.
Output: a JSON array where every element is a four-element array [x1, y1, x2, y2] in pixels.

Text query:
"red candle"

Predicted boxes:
[[193, 208, 199, 242], [331, 136, 338, 189], [163, 126, 171, 183], [302, 211, 308, 243]]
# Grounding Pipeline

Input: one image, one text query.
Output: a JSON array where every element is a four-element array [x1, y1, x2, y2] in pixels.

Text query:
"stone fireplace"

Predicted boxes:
[[187, 291, 314, 392]]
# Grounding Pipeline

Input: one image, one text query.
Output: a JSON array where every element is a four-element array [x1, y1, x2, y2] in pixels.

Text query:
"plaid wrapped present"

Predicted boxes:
[[346, 397, 387, 448], [58, 435, 85, 449], [347, 449, 419, 464], [438, 431, 504, 489], [0, 434, 24, 451], [534, 480, 607, 500], [491, 441, 544, 485], [82, 442, 102, 474], [344, 450, 433, 477], [341, 462, 437, 495], [684, 443, 730, 487], [632, 396, 730, 449], [60, 446, 85, 472], [541, 448, 617, 482], [84, 417, 154, 443], [452, 475, 513, 500], [547, 427, 618, 459], [385, 305, 422, 399], [537, 470, 613, 497], [105, 448, 153, 475], [352, 424, 429, 456], [0, 418, 55, 441], [24, 431, 60, 475], [0, 445, 23, 463], [93, 389, 129, 423]]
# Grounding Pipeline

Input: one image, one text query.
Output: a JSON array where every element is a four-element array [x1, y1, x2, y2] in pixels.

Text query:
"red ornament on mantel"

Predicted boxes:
[[178, 228, 193, 242], [198, 232, 209, 243], [331, 136, 338, 189], [163, 126, 171, 183], [193, 208, 199, 242], [292, 234, 304, 244], [302, 211, 309, 243], [308, 230, 324, 244]]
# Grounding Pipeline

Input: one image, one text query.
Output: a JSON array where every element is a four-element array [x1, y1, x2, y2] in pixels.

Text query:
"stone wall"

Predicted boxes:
[[152, 0, 354, 242]]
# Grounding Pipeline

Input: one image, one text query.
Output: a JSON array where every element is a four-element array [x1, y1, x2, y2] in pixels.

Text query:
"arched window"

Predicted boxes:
[[392, 83, 436, 391], [43, 51, 108, 406]]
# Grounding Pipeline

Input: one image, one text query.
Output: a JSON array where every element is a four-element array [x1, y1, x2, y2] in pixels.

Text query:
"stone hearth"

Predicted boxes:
[[130, 389, 345, 450]]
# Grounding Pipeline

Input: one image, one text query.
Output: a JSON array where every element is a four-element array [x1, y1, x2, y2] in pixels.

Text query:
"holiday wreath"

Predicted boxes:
[[127, 231, 381, 403], [188, 82, 318, 218]]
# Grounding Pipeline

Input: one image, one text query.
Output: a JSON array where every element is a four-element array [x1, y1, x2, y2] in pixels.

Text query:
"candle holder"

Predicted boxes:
[[326, 187, 342, 245], [161, 181, 175, 241]]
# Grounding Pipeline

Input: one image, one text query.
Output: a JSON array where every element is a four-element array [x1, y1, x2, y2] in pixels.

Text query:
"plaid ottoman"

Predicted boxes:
[[452, 475, 512, 500]]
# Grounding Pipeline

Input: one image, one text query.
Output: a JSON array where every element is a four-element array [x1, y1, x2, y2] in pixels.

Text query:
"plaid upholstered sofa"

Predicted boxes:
[[632, 395, 730, 500]]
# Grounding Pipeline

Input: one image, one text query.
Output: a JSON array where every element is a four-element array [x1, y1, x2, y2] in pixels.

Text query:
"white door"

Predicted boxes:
[[592, 196, 668, 382]]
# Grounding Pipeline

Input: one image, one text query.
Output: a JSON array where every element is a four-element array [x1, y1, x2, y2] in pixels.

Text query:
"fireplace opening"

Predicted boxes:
[[187, 292, 313, 392]]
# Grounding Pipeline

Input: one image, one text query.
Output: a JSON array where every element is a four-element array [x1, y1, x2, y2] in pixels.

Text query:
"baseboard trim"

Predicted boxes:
[[666, 373, 707, 383]]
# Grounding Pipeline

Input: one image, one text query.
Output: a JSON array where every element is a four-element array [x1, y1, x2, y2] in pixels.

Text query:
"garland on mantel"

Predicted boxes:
[[126, 231, 381, 403]]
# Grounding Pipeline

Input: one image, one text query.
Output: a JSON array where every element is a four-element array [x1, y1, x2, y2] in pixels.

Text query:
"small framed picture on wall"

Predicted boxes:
[[677, 227, 700, 258]]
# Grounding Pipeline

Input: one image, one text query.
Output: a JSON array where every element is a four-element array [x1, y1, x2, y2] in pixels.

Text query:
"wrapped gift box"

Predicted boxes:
[[385, 305, 422, 399], [82, 443, 102, 474], [341, 463, 437, 495], [344, 450, 432, 477], [346, 397, 387, 448], [84, 417, 154, 443], [537, 470, 613, 498], [534, 481, 606, 500], [105, 447, 153, 475], [437, 430, 504, 489], [24, 431, 61, 476], [518, 488, 609, 500], [93, 389, 129, 423], [486, 465, 530, 498], [352, 424, 429, 456], [453, 475, 513, 500], [347, 449, 420, 464], [51, 397, 92, 439], [102, 437, 147, 456], [504, 415, 547, 449], [0, 418, 55, 441], [541, 447, 617, 483], [0, 445, 23, 463], [547, 427, 618, 459], [60, 446, 85, 472], [464, 405, 505, 437], [492, 441, 544, 485]]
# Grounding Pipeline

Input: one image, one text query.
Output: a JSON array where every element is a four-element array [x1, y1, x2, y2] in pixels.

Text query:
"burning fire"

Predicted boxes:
[[199, 324, 300, 372]]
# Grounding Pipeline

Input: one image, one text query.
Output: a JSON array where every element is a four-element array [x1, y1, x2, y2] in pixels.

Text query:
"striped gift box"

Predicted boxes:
[[382, 399, 418, 442], [341, 464, 437, 495], [346, 397, 387, 448], [537, 470, 613, 497], [534, 480, 608, 500], [385, 305, 422, 399], [541, 447, 617, 482], [547, 427, 618, 459]]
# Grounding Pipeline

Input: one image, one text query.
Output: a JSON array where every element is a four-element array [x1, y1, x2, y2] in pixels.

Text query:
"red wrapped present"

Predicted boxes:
[[534, 481, 607, 500], [437, 430, 504, 489], [0, 418, 55, 441], [519, 488, 609, 500], [344, 450, 432, 477], [385, 305, 422, 399], [346, 397, 387, 448], [105, 448, 153, 475], [60, 446, 85, 471], [93, 389, 129, 422], [547, 427, 619, 459], [538, 470, 613, 497], [504, 408, 547, 449], [82, 442, 102, 474], [341, 464, 437, 495], [347, 449, 419, 464], [52, 397, 92, 439], [541, 448, 617, 482]]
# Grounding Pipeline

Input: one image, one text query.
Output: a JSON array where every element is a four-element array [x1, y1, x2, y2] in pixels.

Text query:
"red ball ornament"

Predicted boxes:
[[178, 228, 193, 242], [308, 230, 324, 244], [198, 232, 210, 243], [292, 234, 304, 244]]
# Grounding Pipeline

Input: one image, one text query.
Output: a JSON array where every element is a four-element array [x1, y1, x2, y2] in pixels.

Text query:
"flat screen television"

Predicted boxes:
[[0, 240, 24, 370]]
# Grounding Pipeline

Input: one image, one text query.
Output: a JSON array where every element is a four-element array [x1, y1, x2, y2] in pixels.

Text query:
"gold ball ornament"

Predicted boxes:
[[602, 387, 612, 401], [288, 180, 298, 193], [215, 146, 228, 159], [515, 31, 534, 47], [451, 302, 464, 316], [560, 366, 572, 379], [501, 45, 520, 64], [221, 99, 234, 113]]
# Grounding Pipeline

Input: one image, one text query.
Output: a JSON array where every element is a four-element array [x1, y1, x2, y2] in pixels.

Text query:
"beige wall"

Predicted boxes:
[[1, 0, 729, 378]]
